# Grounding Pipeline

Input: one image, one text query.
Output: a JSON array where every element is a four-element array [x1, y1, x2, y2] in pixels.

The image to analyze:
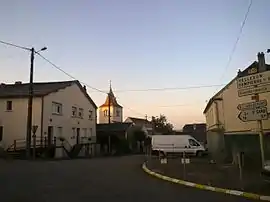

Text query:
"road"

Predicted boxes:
[[0, 156, 259, 202]]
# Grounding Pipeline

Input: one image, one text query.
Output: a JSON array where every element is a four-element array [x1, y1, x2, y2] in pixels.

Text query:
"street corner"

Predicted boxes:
[[142, 161, 270, 201]]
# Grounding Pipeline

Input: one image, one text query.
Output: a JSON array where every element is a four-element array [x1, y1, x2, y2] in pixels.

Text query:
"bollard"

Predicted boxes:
[[32, 134, 36, 160], [183, 151, 186, 180]]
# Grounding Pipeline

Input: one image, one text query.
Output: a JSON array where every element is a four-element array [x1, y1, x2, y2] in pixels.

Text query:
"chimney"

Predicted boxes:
[[83, 85, 86, 91], [257, 52, 266, 72], [15, 81, 22, 85]]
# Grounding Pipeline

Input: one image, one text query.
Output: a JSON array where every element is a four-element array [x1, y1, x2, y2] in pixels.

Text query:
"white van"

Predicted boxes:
[[151, 135, 206, 157]]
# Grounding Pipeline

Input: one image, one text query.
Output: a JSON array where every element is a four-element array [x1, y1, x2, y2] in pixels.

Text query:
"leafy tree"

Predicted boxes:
[[151, 114, 173, 134]]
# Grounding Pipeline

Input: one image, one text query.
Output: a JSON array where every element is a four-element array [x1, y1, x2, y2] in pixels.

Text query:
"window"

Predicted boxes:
[[88, 128, 93, 137], [0, 126, 3, 141], [188, 139, 200, 147], [78, 108, 84, 118], [6, 101, 12, 111], [89, 110, 93, 120], [52, 102, 62, 115], [104, 110, 108, 116], [82, 128, 87, 137], [72, 127, 76, 139], [116, 110, 120, 117], [57, 127, 63, 137], [72, 106, 77, 117]]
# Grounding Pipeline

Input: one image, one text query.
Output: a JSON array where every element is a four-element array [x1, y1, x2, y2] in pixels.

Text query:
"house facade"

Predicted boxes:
[[99, 84, 123, 123], [124, 117, 153, 136], [0, 80, 97, 151], [182, 123, 207, 144], [203, 53, 270, 164]]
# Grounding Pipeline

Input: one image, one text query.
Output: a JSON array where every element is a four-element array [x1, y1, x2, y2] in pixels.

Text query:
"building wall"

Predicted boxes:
[[42, 83, 97, 146], [205, 79, 270, 163], [0, 98, 42, 149], [99, 106, 122, 123], [205, 79, 270, 133]]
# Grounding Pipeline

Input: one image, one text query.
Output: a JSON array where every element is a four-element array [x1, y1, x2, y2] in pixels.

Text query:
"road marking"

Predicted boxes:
[[142, 163, 270, 201]]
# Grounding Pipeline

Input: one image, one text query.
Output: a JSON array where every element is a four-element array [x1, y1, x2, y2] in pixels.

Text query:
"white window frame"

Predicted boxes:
[[78, 108, 84, 118], [52, 102, 63, 115], [116, 109, 120, 117], [89, 110, 93, 120], [72, 106, 77, 117], [6, 100, 12, 111]]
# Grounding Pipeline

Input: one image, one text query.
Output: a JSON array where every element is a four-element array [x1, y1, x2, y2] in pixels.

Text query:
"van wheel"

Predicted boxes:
[[196, 151, 203, 157]]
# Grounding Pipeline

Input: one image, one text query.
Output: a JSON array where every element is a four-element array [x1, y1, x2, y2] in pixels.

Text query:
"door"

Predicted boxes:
[[0, 126, 3, 144], [48, 126, 53, 146], [76, 128, 80, 144]]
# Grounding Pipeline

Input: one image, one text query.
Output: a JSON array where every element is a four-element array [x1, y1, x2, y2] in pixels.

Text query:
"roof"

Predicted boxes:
[[126, 117, 151, 125], [182, 123, 206, 131], [97, 122, 132, 132], [203, 61, 270, 114], [0, 80, 97, 108], [99, 86, 122, 108]]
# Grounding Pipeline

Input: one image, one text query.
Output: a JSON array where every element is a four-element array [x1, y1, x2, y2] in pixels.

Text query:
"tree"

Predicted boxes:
[[151, 114, 173, 135]]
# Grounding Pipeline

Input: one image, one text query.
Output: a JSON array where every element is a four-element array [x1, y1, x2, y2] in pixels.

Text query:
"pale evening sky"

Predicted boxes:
[[0, 0, 270, 129]]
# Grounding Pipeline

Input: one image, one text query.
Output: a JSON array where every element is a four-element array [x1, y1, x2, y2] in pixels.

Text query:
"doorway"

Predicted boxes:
[[0, 126, 3, 142], [76, 128, 80, 144], [48, 126, 53, 146]]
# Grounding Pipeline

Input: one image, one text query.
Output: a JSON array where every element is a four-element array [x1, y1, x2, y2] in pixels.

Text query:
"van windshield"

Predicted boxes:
[[188, 139, 200, 147]]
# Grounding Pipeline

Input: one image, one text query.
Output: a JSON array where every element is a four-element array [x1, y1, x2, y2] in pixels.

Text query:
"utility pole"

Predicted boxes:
[[256, 52, 266, 167], [25, 47, 47, 158], [26, 48, 35, 158], [108, 90, 111, 154]]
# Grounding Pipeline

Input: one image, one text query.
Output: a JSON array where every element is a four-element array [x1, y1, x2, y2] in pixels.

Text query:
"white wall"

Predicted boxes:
[[42, 83, 97, 146], [205, 79, 270, 133], [0, 98, 42, 149]]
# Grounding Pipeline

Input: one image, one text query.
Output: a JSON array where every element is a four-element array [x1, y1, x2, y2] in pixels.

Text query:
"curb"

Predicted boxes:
[[142, 162, 270, 201]]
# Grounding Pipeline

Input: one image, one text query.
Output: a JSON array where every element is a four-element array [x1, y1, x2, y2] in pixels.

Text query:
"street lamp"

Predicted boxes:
[[26, 47, 47, 158]]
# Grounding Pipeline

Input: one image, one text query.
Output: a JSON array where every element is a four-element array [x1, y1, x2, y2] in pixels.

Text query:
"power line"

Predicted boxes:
[[218, 0, 253, 83], [0, 40, 30, 51], [36, 53, 107, 94], [109, 84, 226, 93], [157, 104, 197, 108], [37, 53, 146, 117]]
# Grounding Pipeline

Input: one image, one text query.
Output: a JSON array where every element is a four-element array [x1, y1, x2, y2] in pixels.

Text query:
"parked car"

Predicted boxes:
[[151, 135, 206, 157]]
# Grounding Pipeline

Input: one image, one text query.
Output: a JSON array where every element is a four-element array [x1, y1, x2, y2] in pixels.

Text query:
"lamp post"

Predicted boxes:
[[26, 47, 47, 159]]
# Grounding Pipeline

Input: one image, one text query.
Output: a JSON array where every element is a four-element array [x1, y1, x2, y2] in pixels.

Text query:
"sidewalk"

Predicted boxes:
[[146, 157, 270, 196]]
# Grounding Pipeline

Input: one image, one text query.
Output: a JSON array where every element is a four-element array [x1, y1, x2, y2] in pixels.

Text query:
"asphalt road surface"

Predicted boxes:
[[0, 156, 260, 202]]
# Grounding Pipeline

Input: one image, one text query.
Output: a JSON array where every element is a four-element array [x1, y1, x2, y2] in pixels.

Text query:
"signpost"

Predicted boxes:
[[237, 100, 267, 111], [237, 52, 269, 168], [238, 84, 270, 97], [237, 71, 270, 89], [32, 125, 38, 160], [238, 107, 268, 122]]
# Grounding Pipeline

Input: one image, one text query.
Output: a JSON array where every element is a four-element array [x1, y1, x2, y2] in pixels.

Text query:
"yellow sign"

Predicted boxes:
[[248, 67, 258, 75]]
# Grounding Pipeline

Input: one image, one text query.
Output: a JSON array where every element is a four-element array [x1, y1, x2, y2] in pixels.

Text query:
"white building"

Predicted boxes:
[[0, 80, 97, 153], [99, 84, 123, 123], [203, 53, 270, 163], [125, 117, 153, 136]]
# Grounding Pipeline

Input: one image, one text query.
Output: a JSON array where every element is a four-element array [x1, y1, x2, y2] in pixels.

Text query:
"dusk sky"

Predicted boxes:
[[1, 0, 270, 129]]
